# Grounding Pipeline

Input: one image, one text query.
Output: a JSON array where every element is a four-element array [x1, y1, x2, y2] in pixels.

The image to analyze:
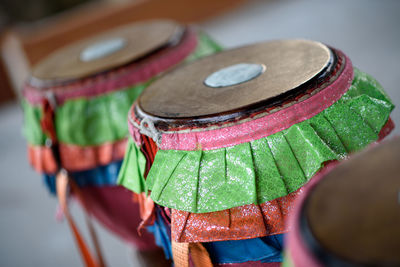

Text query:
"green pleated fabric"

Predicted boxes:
[[22, 99, 47, 146], [117, 138, 147, 193], [22, 82, 149, 146], [141, 69, 394, 213], [22, 34, 223, 147]]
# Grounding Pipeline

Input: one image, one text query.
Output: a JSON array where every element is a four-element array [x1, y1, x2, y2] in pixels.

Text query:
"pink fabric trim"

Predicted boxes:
[[285, 163, 337, 267], [158, 54, 353, 151], [23, 28, 198, 105]]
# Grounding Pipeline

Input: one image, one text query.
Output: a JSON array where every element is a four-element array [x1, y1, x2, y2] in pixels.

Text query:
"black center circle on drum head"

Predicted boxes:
[[302, 138, 400, 266], [138, 39, 333, 120]]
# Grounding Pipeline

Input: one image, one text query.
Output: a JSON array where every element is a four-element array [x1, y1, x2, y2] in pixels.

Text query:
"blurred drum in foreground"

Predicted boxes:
[[285, 137, 400, 267]]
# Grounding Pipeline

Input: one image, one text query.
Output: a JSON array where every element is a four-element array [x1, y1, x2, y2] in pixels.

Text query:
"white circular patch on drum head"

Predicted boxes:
[[204, 63, 266, 88], [80, 38, 126, 62]]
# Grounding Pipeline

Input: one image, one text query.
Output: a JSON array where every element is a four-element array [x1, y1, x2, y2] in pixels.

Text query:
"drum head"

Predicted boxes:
[[139, 39, 333, 119], [31, 20, 182, 84], [304, 138, 400, 265]]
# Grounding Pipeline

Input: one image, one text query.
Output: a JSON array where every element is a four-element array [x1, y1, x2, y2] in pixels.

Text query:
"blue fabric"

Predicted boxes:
[[146, 207, 173, 260], [43, 160, 123, 194], [203, 234, 284, 264]]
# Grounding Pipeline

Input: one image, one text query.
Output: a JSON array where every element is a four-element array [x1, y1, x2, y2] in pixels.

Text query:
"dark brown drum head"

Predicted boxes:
[[139, 39, 332, 119], [304, 138, 400, 265], [31, 20, 182, 84]]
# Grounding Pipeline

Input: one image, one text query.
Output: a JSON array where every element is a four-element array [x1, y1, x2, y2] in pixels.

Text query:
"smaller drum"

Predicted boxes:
[[285, 137, 400, 267], [21, 19, 222, 266]]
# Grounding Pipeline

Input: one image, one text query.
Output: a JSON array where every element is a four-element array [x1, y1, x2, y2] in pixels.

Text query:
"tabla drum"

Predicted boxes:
[[118, 39, 394, 266], [21, 19, 222, 266], [285, 137, 400, 267]]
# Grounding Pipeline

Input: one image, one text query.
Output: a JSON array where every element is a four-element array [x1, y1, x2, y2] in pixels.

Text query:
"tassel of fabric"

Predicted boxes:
[[172, 241, 213, 267]]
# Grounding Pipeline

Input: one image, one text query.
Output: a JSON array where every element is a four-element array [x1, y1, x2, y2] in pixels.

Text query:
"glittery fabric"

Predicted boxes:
[[117, 138, 147, 193], [115, 116, 393, 198], [144, 69, 394, 213], [171, 188, 304, 243]]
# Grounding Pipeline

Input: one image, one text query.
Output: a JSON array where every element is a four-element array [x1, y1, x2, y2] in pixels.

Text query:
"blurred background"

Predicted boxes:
[[0, 0, 399, 266]]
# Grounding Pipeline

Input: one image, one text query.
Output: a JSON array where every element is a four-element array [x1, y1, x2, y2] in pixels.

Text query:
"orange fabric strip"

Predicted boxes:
[[190, 243, 213, 267], [172, 241, 189, 267], [172, 188, 303, 243], [28, 139, 127, 173], [56, 170, 105, 267], [172, 241, 213, 267]]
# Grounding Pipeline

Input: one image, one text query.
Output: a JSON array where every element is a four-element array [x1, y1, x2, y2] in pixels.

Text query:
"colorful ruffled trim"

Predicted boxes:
[[167, 119, 394, 243], [142, 69, 393, 213], [28, 138, 127, 173], [22, 82, 148, 146], [117, 138, 147, 193], [172, 187, 303, 243]]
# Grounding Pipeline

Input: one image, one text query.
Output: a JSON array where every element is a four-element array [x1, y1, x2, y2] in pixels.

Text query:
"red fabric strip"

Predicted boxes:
[[28, 139, 127, 173]]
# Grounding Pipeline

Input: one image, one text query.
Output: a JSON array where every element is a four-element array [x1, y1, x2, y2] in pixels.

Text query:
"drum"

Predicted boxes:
[[118, 39, 394, 266], [21, 19, 222, 266], [285, 137, 400, 267]]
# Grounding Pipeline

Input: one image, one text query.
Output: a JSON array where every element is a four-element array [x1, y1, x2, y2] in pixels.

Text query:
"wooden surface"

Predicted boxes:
[[306, 138, 400, 265], [31, 20, 181, 83], [139, 39, 332, 118]]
